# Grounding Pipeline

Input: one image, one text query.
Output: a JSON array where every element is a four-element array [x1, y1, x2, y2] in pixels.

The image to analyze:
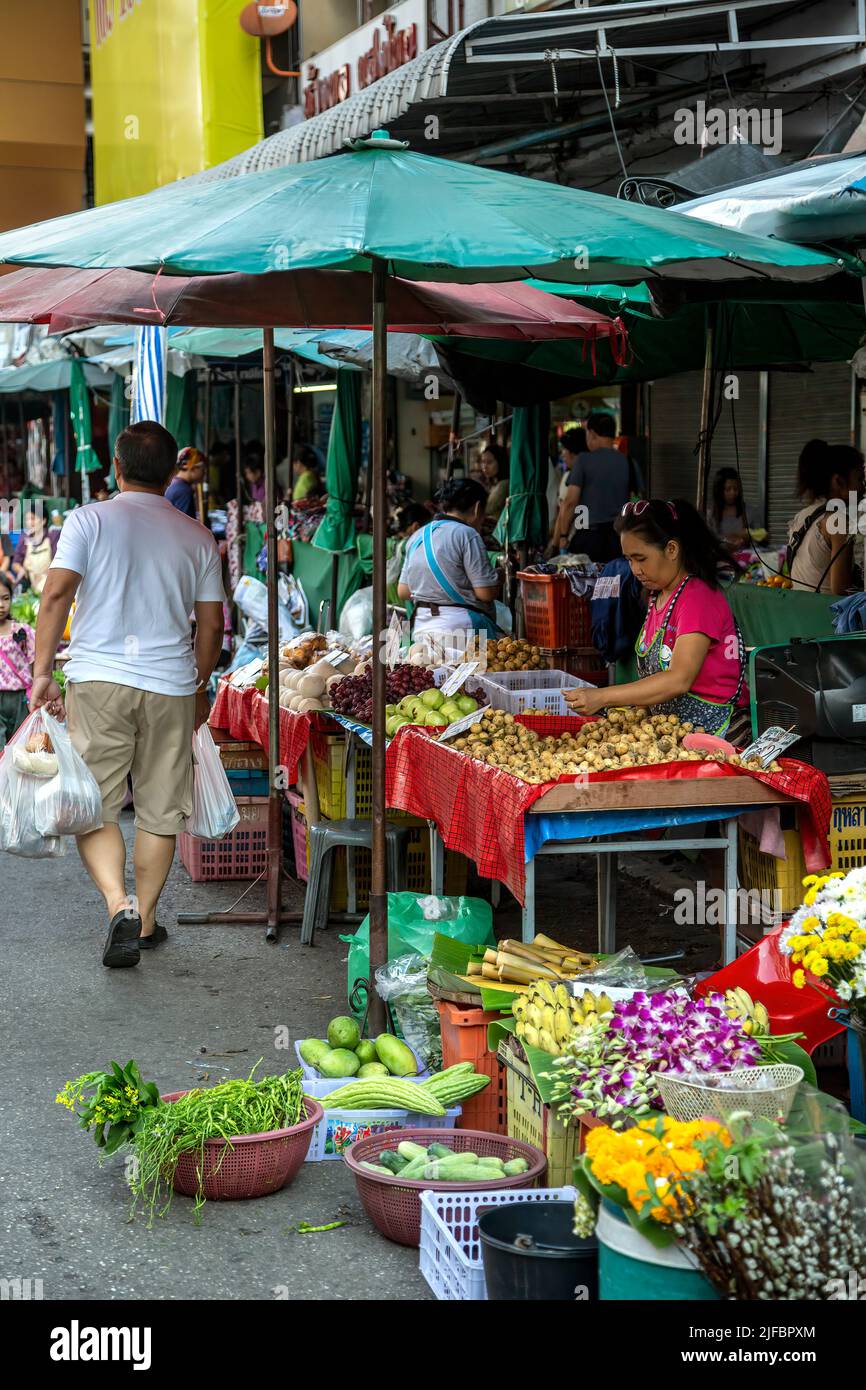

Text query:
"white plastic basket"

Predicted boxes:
[[294, 1039, 430, 1082], [654, 1064, 804, 1123], [419, 1186, 577, 1301], [305, 1105, 461, 1161], [473, 670, 590, 717]]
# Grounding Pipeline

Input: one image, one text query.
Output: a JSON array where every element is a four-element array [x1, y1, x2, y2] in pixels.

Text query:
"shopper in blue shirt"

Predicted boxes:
[[165, 447, 205, 519]]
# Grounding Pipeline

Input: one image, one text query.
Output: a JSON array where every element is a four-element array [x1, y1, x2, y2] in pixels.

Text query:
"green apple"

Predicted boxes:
[[439, 701, 461, 723], [386, 714, 410, 737], [386, 703, 398, 717], [420, 688, 445, 710], [424, 709, 446, 727], [398, 695, 420, 715], [456, 695, 478, 715]]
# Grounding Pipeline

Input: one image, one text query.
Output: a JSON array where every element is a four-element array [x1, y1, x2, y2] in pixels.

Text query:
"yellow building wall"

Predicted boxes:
[[0, 0, 86, 231], [89, 0, 263, 205]]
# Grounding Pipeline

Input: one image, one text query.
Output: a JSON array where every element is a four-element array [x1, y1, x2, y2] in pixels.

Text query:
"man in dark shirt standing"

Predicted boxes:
[[165, 447, 205, 519], [558, 411, 632, 563]]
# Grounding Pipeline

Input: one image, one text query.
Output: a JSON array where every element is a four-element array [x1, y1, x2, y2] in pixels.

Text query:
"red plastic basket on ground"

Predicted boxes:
[[178, 796, 269, 882], [162, 1093, 323, 1200], [436, 1001, 507, 1133], [518, 572, 592, 649], [696, 929, 844, 1054], [343, 1127, 546, 1246]]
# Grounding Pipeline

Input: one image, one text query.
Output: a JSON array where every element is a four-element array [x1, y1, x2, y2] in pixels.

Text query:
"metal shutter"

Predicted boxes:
[[649, 371, 760, 519], [766, 363, 853, 545]]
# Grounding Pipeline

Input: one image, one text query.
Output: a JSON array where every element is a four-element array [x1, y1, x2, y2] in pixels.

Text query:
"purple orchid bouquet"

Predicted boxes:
[[547, 991, 763, 1128]]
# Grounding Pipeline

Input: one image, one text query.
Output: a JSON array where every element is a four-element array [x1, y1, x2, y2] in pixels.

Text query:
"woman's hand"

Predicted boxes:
[[563, 685, 608, 717]]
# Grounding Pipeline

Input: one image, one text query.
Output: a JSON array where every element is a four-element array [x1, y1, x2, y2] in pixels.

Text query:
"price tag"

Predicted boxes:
[[592, 575, 621, 600], [740, 725, 800, 768], [439, 707, 486, 741], [854, 704, 866, 723], [324, 648, 351, 668], [229, 659, 264, 688], [439, 661, 480, 698]]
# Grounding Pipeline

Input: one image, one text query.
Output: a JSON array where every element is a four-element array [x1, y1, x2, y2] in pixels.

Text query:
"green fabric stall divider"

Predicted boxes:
[[166, 371, 198, 449], [343, 895, 497, 1019], [313, 369, 362, 554], [107, 373, 129, 487], [494, 401, 550, 548], [69, 358, 100, 474], [290, 539, 364, 625], [727, 584, 837, 647], [356, 532, 373, 575], [244, 522, 265, 578]]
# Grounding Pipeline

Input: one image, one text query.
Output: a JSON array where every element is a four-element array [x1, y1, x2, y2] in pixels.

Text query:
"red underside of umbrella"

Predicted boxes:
[[0, 265, 627, 354]]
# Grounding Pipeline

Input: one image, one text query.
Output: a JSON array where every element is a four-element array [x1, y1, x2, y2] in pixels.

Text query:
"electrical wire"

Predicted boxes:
[[595, 49, 629, 182]]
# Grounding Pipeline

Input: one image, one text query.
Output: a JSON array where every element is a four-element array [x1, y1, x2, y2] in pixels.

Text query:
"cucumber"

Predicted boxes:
[[378, 1150, 406, 1175], [397, 1154, 431, 1180], [397, 1140, 428, 1162], [503, 1157, 529, 1176], [359, 1161, 392, 1175], [433, 1163, 492, 1183], [427, 1142, 452, 1159]]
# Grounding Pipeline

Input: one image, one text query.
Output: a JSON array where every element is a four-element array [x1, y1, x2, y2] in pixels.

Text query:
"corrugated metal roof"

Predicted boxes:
[[193, 23, 490, 181]]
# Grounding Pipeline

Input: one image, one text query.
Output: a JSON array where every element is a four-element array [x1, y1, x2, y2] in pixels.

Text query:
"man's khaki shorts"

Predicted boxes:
[[67, 682, 195, 836]]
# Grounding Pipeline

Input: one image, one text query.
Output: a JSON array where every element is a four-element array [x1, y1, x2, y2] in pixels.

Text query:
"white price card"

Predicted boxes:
[[385, 611, 406, 669], [439, 707, 486, 741], [740, 725, 801, 768], [592, 575, 621, 600], [439, 661, 480, 698], [853, 704, 866, 723], [229, 659, 263, 687], [324, 648, 351, 667]]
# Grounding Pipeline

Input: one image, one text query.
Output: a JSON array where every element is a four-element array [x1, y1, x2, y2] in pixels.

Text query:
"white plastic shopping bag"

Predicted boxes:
[[0, 711, 66, 858], [186, 725, 241, 840], [33, 711, 103, 837]]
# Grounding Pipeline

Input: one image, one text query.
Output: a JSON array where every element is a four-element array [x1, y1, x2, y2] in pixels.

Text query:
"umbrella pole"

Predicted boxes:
[[234, 375, 243, 592], [445, 390, 462, 480], [368, 258, 388, 1037], [178, 329, 302, 938], [695, 310, 715, 512], [330, 552, 339, 632]]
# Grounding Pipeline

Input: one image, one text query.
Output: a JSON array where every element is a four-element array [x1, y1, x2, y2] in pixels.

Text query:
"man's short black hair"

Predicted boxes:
[[586, 410, 616, 439], [115, 421, 179, 488]]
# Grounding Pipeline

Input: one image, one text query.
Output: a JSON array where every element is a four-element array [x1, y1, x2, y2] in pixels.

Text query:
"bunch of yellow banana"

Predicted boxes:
[[723, 987, 771, 1037], [513, 981, 614, 1055]]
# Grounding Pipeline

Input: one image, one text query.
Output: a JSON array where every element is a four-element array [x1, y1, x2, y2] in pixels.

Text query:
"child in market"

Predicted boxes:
[[0, 571, 35, 749]]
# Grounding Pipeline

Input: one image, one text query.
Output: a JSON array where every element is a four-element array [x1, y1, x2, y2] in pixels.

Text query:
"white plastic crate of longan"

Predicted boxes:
[[473, 669, 592, 717]]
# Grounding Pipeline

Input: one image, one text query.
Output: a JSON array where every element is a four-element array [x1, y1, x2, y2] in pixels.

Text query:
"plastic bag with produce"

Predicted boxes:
[[33, 711, 103, 837], [375, 952, 443, 1073], [0, 711, 66, 858]]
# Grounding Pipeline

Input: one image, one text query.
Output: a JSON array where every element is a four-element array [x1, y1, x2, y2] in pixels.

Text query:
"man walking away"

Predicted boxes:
[[31, 422, 225, 969], [559, 411, 631, 564]]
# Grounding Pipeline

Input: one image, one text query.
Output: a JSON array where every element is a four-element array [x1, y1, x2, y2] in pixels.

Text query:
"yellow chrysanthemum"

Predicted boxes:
[[809, 957, 830, 977], [793, 968, 806, 988]]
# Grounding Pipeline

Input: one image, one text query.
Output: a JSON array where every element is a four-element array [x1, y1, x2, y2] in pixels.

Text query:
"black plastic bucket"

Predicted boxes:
[[479, 1202, 598, 1301]]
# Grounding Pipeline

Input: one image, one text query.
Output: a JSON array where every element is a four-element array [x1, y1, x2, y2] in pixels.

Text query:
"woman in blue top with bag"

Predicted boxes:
[[397, 478, 502, 659]]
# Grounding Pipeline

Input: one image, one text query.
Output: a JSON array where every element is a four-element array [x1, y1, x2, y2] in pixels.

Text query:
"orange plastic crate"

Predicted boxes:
[[518, 572, 592, 649], [436, 1000, 507, 1134]]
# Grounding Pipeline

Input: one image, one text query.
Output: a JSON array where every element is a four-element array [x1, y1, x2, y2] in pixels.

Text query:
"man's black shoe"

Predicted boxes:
[[102, 910, 142, 969], [138, 923, 168, 951]]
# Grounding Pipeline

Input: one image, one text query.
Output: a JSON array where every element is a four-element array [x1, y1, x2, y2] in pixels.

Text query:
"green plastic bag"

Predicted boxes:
[[343, 892, 496, 1020]]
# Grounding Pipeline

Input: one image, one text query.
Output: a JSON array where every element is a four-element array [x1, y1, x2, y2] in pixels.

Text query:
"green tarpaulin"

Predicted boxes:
[[166, 370, 197, 449], [494, 402, 550, 548], [313, 369, 362, 554], [244, 526, 365, 624], [726, 584, 837, 647]]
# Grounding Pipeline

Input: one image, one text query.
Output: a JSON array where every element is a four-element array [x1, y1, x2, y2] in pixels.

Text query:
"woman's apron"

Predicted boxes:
[[405, 519, 499, 640], [635, 576, 745, 735], [24, 536, 53, 596]]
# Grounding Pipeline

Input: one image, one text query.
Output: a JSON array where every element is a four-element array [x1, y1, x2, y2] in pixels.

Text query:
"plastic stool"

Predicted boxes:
[[300, 819, 412, 946]]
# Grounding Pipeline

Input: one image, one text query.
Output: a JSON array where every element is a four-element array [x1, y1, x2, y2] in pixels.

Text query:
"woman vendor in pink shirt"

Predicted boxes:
[[566, 498, 744, 735]]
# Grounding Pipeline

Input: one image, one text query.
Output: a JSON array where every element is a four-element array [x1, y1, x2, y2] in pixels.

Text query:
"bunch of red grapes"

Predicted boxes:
[[330, 664, 436, 726]]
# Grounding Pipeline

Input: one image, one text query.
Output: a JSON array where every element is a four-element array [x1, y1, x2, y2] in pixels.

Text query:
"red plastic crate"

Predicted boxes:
[[178, 797, 269, 882], [518, 572, 592, 649], [436, 1000, 507, 1134], [542, 646, 608, 683]]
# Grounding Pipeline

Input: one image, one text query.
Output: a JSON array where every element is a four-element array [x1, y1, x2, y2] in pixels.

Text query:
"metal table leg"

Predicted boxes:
[[429, 821, 445, 896], [597, 850, 618, 954], [522, 856, 536, 943], [346, 737, 357, 914], [723, 816, 739, 965]]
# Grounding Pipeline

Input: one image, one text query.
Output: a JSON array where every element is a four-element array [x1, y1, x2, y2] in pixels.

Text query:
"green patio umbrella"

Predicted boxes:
[[106, 371, 129, 489], [494, 403, 550, 552], [314, 370, 362, 556], [69, 358, 101, 502], [0, 131, 850, 1016]]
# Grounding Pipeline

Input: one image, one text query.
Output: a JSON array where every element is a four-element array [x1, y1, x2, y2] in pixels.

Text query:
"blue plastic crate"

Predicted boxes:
[[226, 769, 270, 798]]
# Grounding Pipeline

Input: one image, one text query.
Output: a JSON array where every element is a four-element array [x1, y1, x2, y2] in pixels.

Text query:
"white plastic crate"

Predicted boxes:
[[305, 1105, 461, 1162], [419, 1186, 577, 1301], [294, 1039, 430, 1082], [474, 670, 590, 716]]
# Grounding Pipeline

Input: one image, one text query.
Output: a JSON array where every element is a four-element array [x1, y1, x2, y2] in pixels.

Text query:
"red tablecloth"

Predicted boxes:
[[210, 681, 313, 785], [385, 713, 832, 905]]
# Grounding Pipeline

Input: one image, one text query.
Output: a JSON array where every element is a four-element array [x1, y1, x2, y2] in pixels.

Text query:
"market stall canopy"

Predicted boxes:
[[0, 357, 113, 394], [0, 136, 845, 286], [677, 152, 866, 248], [0, 264, 627, 347]]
